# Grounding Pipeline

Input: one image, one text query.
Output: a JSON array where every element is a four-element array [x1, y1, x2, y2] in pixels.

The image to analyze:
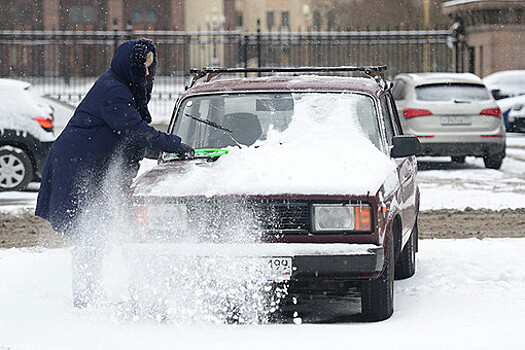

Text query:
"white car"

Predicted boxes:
[[483, 70, 525, 100], [393, 73, 506, 169]]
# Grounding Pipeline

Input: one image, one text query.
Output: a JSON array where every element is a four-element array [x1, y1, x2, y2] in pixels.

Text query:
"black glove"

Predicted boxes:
[[177, 143, 195, 159]]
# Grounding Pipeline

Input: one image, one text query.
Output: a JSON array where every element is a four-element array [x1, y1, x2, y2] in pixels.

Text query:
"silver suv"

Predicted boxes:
[[392, 73, 506, 169]]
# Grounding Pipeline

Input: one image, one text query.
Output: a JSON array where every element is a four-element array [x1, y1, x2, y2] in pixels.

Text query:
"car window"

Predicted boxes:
[[386, 95, 401, 135], [415, 83, 491, 102], [392, 79, 407, 100], [173, 92, 383, 151], [380, 96, 394, 146]]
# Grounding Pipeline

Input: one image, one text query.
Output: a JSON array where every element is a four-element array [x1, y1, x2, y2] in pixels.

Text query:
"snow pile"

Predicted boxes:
[[143, 93, 398, 198], [123, 201, 287, 324]]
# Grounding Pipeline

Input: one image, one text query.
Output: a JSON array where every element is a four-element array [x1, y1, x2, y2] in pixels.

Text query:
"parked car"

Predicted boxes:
[[483, 70, 525, 131], [128, 66, 421, 322], [506, 95, 525, 132], [392, 73, 506, 169], [482, 70, 525, 100], [0, 79, 55, 191]]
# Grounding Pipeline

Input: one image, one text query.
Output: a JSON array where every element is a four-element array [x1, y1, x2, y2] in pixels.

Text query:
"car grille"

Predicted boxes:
[[186, 199, 310, 235], [248, 199, 310, 234]]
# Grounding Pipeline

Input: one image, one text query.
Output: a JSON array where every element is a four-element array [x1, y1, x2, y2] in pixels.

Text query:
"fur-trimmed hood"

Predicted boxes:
[[110, 38, 157, 123]]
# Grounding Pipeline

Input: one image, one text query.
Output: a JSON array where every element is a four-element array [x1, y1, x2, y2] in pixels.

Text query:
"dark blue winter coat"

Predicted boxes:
[[35, 39, 181, 232]]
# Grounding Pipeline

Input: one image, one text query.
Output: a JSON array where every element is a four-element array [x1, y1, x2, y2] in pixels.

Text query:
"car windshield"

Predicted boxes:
[[415, 83, 491, 102], [171, 92, 382, 151]]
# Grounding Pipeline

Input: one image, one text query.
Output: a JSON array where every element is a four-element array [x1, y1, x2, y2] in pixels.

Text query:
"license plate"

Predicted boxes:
[[440, 116, 472, 125], [265, 257, 292, 281]]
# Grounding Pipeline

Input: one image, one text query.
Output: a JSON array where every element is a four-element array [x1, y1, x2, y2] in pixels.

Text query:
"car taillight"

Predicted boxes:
[[404, 108, 433, 118], [33, 117, 54, 130], [480, 108, 501, 117], [415, 135, 435, 138]]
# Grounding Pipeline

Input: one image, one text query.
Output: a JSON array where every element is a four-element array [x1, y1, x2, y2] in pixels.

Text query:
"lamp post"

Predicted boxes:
[[423, 0, 430, 72]]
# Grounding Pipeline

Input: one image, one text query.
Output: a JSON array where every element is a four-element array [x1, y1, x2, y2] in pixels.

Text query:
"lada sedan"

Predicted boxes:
[[129, 67, 420, 322]]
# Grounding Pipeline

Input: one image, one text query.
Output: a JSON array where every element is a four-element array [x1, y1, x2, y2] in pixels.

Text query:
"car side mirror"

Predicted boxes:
[[144, 148, 161, 160], [391, 135, 421, 158]]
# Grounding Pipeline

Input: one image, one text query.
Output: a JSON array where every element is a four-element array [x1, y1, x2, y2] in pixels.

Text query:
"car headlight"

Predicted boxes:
[[312, 204, 372, 232], [134, 204, 189, 232]]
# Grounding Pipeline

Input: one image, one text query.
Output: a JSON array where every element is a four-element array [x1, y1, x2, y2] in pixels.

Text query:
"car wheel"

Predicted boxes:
[[361, 232, 394, 321], [451, 156, 465, 163], [394, 221, 417, 280], [483, 152, 504, 170], [0, 146, 34, 192]]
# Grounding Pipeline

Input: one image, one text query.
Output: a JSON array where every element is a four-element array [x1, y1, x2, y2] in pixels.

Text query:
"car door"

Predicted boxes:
[[382, 94, 418, 241]]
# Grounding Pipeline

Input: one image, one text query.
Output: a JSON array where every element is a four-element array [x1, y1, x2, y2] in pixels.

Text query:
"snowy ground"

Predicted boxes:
[[1, 134, 525, 349]]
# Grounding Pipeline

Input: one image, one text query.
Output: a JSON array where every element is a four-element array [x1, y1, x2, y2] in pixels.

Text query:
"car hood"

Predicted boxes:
[[131, 141, 399, 200]]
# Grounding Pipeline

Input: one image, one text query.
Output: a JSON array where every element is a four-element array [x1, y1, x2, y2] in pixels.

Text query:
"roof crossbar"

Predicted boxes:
[[188, 66, 388, 89]]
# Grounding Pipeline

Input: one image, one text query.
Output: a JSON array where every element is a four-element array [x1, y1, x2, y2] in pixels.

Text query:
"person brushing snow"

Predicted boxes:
[[35, 38, 193, 308]]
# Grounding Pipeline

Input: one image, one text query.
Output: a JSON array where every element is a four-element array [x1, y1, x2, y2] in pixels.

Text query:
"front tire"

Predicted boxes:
[[395, 221, 417, 280], [0, 146, 34, 192], [361, 233, 394, 321]]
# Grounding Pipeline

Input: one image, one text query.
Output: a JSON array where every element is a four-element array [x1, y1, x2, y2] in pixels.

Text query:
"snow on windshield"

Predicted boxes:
[[143, 93, 398, 197]]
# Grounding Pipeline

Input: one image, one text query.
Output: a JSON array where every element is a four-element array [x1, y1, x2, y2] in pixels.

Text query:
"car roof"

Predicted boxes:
[[483, 70, 525, 82], [395, 72, 484, 85], [0, 78, 31, 90], [181, 75, 383, 98]]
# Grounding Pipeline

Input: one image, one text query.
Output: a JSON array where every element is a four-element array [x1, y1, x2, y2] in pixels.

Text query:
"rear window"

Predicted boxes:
[[415, 83, 491, 102]]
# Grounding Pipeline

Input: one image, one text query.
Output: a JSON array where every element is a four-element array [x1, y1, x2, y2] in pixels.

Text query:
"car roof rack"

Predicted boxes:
[[188, 66, 389, 90]]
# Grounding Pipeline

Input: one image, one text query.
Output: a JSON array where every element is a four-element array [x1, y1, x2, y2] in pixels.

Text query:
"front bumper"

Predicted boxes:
[[123, 243, 384, 280]]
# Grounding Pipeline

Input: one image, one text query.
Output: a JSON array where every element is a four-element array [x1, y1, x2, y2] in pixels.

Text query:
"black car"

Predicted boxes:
[[0, 79, 55, 191]]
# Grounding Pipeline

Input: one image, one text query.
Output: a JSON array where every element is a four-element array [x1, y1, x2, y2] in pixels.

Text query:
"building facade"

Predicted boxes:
[[442, 0, 525, 77]]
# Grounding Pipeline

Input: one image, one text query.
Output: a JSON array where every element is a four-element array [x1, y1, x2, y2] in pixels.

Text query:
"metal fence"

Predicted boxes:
[[0, 27, 455, 119]]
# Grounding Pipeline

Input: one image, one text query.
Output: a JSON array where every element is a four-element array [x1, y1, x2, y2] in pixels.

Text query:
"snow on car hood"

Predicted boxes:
[[133, 94, 398, 198]]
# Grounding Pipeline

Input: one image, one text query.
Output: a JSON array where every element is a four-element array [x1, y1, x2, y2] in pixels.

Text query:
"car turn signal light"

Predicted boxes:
[[404, 108, 433, 118], [354, 206, 372, 231]]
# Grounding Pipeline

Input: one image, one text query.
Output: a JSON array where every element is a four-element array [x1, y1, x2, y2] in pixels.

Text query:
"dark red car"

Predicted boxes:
[[129, 67, 420, 322]]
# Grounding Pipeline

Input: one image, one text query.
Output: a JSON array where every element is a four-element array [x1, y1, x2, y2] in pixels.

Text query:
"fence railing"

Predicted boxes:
[[0, 28, 455, 122]]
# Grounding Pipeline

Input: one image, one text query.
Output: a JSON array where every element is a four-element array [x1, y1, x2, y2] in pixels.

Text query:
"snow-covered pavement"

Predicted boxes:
[[1, 134, 525, 349], [1, 238, 524, 349]]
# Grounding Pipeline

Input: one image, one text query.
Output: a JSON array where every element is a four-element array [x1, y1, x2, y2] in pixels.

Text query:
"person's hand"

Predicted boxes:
[[177, 143, 195, 159]]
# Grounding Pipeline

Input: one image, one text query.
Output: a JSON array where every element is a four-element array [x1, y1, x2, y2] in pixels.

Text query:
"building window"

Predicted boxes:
[[266, 11, 274, 30], [236, 11, 243, 28], [20, 7, 32, 24], [145, 8, 156, 24], [132, 8, 157, 25], [69, 6, 82, 24], [132, 8, 142, 24], [281, 11, 289, 29], [69, 6, 97, 24]]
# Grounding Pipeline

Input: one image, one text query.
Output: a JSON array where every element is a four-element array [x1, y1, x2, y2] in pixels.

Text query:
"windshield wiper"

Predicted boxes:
[[184, 113, 243, 149]]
